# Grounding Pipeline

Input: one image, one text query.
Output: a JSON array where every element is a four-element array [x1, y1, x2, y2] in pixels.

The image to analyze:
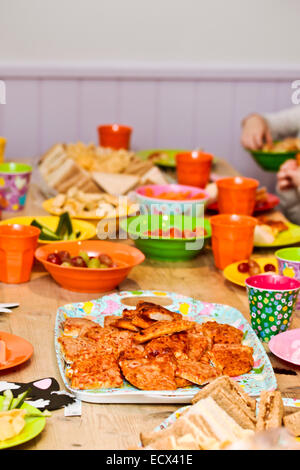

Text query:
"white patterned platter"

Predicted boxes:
[[54, 290, 277, 403]]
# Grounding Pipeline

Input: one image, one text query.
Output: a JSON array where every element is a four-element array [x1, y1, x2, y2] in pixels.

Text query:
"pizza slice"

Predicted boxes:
[[63, 317, 99, 337], [209, 344, 254, 376], [135, 301, 182, 322], [66, 352, 123, 390], [58, 335, 98, 363], [134, 320, 195, 344], [175, 359, 222, 386], [200, 321, 243, 345], [119, 355, 177, 390], [144, 333, 188, 360]]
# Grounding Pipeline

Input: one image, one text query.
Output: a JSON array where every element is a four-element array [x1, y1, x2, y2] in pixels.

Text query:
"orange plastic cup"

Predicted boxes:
[[216, 176, 259, 215], [176, 151, 213, 188], [210, 214, 257, 270], [0, 224, 40, 283], [97, 124, 132, 150]]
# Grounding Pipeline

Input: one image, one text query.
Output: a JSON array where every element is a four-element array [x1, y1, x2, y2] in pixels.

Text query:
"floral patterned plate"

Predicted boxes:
[[54, 290, 277, 403]]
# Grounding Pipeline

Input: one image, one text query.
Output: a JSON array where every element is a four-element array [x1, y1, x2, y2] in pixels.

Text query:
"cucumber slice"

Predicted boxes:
[[12, 389, 31, 409], [38, 229, 61, 241], [31, 220, 61, 240], [55, 212, 73, 238], [1, 389, 14, 411]]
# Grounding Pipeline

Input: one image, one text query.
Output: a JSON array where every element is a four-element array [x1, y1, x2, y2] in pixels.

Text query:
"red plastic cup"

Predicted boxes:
[[97, 124, 132, 150], [176, 151, 213, 188], [0, 224, 40, 283], [216, 176, 259, 215], [210, 214, 257, 270]]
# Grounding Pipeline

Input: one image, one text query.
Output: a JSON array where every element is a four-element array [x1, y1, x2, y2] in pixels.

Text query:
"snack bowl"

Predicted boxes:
[[35, 240, 145, 292], [119, 214, 211, 261], [0, 216, 97, 243], [135, 184, 210, 218], [248, 149, 297, 172]]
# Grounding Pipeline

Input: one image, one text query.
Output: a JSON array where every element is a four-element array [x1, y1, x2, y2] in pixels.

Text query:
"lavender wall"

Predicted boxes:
[[0, 62, 298, 191]]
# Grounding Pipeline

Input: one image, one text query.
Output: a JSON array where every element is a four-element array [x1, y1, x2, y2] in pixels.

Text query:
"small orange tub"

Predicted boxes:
[[176, 151, 213, 188], [97, 124, 132, 150], [210, 214, 257, 270], [216, 176, 259, 215], [0, 224, 40, 283]]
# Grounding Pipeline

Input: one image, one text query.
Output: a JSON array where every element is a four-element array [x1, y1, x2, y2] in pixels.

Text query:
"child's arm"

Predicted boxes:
[[276, 166, 300, 225]]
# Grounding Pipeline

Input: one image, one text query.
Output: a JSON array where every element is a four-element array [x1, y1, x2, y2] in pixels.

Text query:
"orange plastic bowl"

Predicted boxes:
[[35, 240, 145, 293]]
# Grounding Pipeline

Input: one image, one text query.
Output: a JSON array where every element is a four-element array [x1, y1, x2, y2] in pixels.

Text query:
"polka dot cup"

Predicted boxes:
[[245, 274, 300, 343]]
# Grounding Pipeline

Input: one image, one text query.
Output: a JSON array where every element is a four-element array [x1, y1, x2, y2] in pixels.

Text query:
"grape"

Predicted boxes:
[[47, 253, 62, 265], [61, 261, 72, 267], [264, 263, 276, 272], [78, 251, 90, 265], [70, 256, 87, 268], [57, 250, 71, 263], [98, 253, 114, 267], [87, 258, 101, 269], [237, 262, 249, 273]]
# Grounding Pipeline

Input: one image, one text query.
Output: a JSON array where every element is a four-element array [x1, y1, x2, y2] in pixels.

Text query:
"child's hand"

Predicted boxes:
[[241, 114, 273, 150], [277, 160, 300, 190], [285, 167, 300, 188]]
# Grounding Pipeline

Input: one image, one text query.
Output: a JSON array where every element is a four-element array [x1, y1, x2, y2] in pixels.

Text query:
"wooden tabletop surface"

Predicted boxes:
[[0, 158, 299, 450]]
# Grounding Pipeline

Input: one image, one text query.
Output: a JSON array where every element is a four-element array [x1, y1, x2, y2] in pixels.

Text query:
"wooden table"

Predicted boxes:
[[0, 159, 299, 450]]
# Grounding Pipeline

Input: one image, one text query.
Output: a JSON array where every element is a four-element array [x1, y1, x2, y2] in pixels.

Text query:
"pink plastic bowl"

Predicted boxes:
[[245, 273, 300, 291], [135, 184, 210, 203]]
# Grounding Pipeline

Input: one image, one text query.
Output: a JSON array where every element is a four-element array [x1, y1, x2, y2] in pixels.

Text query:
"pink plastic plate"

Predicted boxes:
[[269, 328, 300, 365]]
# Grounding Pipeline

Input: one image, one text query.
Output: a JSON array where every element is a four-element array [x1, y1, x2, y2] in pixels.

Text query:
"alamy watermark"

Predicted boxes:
[[0, 81, 6, 104], [95, 197, 206, 251], [291, 80, 300, 105]]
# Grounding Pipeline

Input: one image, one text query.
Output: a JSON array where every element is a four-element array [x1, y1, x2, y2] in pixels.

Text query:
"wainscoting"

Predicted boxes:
[[0, 62, 299, 190]]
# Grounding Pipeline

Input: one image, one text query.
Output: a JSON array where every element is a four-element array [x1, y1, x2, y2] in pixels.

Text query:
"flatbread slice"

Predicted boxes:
[[134, 320, 195, 344]]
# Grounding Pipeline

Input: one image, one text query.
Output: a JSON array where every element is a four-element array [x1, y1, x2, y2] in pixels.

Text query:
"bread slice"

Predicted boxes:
[[256, 390, 284, 431], [140, 412, 218, 450], [192, 376, 256, 413], [39, 143, 67, 175], [283, 410, 300, 437], [185, 397, 254, 448], [139, 166, 168, 185], [47, 159, 81, 189], [92, 172, 139, 195]]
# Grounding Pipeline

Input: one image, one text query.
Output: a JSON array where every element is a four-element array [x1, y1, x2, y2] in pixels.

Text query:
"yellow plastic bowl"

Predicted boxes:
[[0, 216, 96, 243]]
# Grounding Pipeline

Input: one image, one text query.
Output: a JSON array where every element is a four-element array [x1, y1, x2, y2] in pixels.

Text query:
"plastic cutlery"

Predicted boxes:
[[0, 303, 19, 309], [0, 308, 13, 314]]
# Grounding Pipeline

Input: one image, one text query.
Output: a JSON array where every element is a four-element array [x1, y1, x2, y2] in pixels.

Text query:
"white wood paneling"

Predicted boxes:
[[0, 62, 297, 190], [0, 79, 40, 159], [39, 79, 80, 156], [79, 80, 119, 144], [117, 80, 158, 150]]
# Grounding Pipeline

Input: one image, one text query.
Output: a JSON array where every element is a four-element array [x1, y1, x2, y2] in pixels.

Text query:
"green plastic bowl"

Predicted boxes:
[[120, 214, 211, 261], [249, 149, 297, 172]]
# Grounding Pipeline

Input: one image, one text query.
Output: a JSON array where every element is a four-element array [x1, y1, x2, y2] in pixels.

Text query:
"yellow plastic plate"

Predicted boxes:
[[42, 198, 138, 221], [0, 216, 96, 243], [223, 257, 278, 287], [254, 222, 300, 248], [0, 397, 46, 449]]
